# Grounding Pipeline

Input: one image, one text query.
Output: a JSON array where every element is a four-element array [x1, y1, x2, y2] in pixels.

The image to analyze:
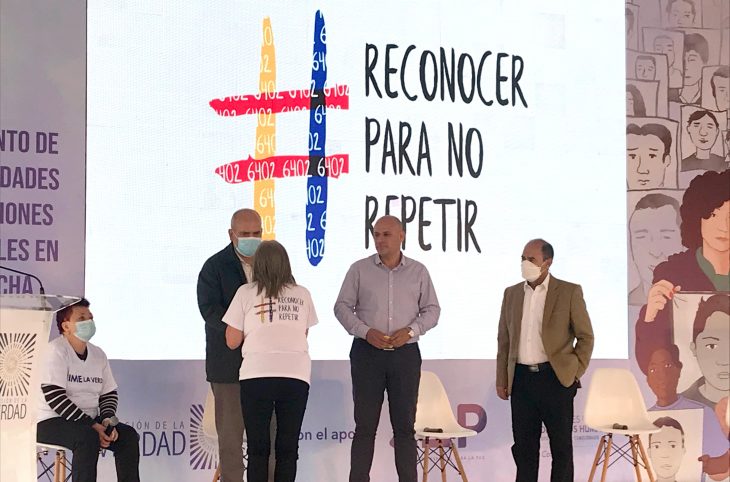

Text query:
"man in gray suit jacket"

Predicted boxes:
[[496, 239, 594, 482]]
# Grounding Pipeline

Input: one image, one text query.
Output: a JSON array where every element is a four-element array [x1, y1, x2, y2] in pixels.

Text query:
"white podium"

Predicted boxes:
[[0, 294, 79, 482]]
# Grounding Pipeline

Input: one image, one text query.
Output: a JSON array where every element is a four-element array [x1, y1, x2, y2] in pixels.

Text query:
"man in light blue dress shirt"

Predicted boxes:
[[334, 215, 441, 482]]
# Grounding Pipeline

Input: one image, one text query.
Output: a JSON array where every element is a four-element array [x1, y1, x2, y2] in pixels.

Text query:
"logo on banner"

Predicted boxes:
[[209, 10, 350, 266], [189, 403, 219, 470], [0, 332, 36, 397]]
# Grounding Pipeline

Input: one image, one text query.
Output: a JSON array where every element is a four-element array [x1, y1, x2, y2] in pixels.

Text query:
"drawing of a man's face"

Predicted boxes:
[[646, 348, 682, 401], [627, 133, 670, 188], [687, 113, 719, 151], [684, 50, 704, 85], [691, 310, 730, 392], [649, 425, 685, 479], [627, 91, 636, 116], [629, 206, 682, 286], [653, 36, 676, 66], [668, 0, 695, 27], [712, 74, 729, 111], [636, 57, 657, 80], [700, 201, 730, 254]]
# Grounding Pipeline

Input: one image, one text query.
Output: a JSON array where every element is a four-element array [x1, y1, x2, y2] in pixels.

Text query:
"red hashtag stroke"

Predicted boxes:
[[215, 154, 349, 183], [210, 85, 350, 116]]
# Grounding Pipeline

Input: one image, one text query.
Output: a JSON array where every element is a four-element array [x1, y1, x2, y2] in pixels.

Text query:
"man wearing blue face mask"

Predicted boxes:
[[37, 298, 140, 482], [197, 208, 262, 482], [495, 239, 594, 482]]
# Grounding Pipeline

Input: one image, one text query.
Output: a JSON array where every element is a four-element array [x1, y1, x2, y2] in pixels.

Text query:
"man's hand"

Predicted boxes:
[[699, 451, 730, 478], [389, 327, 413, 348], [496, 386, 509, 400], [93, 423, 114, 448], [644, 280, 681, 322], [366, 329, 393, 350]]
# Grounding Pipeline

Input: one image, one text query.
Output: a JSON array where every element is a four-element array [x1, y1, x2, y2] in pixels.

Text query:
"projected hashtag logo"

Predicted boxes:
[[209, 11, 349, 266]]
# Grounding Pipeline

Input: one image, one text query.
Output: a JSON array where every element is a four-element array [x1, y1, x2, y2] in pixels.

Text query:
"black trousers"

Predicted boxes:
[[37, 417, 140, 482], [240, 377, 309, 482], [510, 363, 577, 482], [349, 338, 421, 482]]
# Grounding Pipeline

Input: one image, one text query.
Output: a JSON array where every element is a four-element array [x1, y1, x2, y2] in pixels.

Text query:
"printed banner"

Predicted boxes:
[[0, 0, 86, 297]]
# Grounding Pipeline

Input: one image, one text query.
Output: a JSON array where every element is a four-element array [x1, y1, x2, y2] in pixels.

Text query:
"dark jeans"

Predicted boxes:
[[37, 417, 140, 482], [240, 377, 309, 482], [210, 382, 246, 482], [510, 363, 578, 482], [349, 338, 421, 482]]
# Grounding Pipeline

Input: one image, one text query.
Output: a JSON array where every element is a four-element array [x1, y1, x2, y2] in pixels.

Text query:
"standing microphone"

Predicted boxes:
[[103, 416, 119, 436], [0, 265, 45, 294]]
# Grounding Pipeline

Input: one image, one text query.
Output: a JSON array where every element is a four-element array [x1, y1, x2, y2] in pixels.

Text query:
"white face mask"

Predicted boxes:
[[521, 260, 542, 282]]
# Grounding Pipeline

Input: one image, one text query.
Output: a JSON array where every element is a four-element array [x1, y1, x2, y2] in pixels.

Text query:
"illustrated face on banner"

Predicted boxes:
[[647, 347, 682, 401], [700, 200, 730, 253], [636, 56, 658, 80], [684, 46, 707, 86], [629, 204, 682, 286], [649, 424, 685, 479], [711, 70, 729, 111], [653, 36, 677, 67], [686, 111, 720, 151], [667, 0, 696, 27], [627, 90, 636, 116], [690, 310, 730, 392], [627, 126, 672, 189]]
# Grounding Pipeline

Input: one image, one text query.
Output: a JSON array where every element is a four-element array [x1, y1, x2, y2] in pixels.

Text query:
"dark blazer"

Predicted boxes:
[[496, 276, 594, 394], [197, 244, 247, 383]]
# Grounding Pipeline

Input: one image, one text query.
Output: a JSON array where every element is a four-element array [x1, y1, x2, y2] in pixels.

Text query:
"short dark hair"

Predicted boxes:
[[679, 169, 729, 249], [650, 416, 685, 445], [638, 342, 683, 375], [633, 193, 681, 226], [692, 294, 730, 342], [626, 84, 647, 117], [627, 123, 673, 158], [711, 66, 729, 98], [685, 33, 709, 63], [666, 0, 696, 15], [252, 240, 295, 299], [687, 109, 719, 129], [56, 298, 90, 334], [532, 239, 554, 261]]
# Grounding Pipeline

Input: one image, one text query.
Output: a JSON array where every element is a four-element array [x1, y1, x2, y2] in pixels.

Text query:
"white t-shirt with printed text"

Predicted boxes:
[[223, 283, 318, 384], [37, 336, 118, 422]]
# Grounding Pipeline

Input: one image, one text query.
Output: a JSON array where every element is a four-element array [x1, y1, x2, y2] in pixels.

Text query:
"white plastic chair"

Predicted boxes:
[[415, 371, 477, 482], [584, 368, 659, 482], [36, 443, 72, 482]]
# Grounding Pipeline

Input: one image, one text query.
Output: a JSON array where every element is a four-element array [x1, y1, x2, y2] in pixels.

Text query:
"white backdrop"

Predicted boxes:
[[84, 0, 627, 361]]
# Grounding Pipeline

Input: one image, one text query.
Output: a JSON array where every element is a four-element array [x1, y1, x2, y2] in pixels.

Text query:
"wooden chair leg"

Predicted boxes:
[[630, 435, 643, 482], [587, 435, 606, 482], [56, 450, 66, 482], [600, 434, 613, 482], [636, 436, 655, 482], [212, 464, 221, 481], [451, 442, 469, 482], [438, 440, 447, 482], [423, 438, 430, 482]]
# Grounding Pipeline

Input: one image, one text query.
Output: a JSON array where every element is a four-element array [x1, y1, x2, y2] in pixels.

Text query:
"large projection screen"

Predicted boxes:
[[86, 0, 626, 360]]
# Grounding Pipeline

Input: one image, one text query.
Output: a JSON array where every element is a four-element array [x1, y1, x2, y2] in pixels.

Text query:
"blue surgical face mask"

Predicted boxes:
[[236, 237, 261, 257], [74, 319, 96, 342]]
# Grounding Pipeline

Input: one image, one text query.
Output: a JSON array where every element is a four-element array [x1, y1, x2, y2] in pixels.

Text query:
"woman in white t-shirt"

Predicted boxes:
[[224, 240, 318, 482], [36, 298, 140, 482]]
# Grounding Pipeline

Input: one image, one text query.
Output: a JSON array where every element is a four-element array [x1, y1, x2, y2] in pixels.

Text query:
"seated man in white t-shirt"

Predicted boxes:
[[36, 298, 140, 482]]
